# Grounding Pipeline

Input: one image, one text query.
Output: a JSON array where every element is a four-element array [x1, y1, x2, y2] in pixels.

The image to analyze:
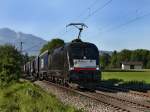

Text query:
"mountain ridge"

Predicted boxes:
[[0, 28, 47, 56]]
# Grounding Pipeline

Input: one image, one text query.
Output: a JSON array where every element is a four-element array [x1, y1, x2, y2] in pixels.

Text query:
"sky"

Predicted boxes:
[[0, 0, 150, 51]]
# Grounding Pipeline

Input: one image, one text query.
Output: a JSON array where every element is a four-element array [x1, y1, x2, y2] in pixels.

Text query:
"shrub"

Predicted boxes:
[[0, 45, 22, 87]]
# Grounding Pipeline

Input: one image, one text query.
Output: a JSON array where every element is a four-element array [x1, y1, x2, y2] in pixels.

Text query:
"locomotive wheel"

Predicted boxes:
[[43, 73, 48, 80], [52, 76, 56, 83], [36, 74, 39, 80], [62, 79, 66, 86], [64, 79, 69, 87], [39, 74, 43, 81], [32, 73, 37, 81], [50, 76, 53, 82]]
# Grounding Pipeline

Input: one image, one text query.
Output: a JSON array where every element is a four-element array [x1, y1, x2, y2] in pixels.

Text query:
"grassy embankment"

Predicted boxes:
[[0, 81, 82, 112]]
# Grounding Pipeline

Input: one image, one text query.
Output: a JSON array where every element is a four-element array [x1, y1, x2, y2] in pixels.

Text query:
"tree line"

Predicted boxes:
[[100, 49, 150, 69]]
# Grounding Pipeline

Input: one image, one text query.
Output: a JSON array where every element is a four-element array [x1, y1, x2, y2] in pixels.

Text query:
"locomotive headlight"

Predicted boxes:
[[96, 65, 100, 70], [70, 67, 74, 70]]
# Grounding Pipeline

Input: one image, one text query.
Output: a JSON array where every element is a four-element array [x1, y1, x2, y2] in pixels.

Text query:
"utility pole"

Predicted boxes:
[[17, 32, 24, 54], [20, 41, 24, 53]]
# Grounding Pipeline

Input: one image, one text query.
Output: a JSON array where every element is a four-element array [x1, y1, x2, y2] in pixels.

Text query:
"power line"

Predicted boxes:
[[24, 0, 113, 54], [62, 0, 113, 42], [82, 0, 113, 21], [75, 0, 100, 21], [104, 12, 150, 33], [92, 11, 150, 39], [54, 0, 108, 38]]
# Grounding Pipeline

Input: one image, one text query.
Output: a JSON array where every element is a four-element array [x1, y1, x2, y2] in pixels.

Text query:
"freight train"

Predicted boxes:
[[24, 23, 101, 89]]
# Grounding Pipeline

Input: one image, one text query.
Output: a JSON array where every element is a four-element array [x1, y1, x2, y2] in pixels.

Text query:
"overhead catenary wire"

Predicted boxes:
[[91, 11, 150, 41], [103, 11, 150, 33], [75, 0, 100, 21], [53, 0, 100, 38], [82, 0, 113, 22], [23, 0, 113, 54], [55, 0, 113, 38]]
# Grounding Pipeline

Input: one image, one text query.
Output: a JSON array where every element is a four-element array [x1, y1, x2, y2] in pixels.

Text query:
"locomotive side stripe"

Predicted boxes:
[[73, 67, 96, 71]]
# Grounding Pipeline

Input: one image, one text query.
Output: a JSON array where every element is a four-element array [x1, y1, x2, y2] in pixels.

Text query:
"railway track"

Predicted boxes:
[[94, 90, 150, 112], [129, 90, 150, 98], [40, 81, 149, 112], [97, 86, 150, 98]]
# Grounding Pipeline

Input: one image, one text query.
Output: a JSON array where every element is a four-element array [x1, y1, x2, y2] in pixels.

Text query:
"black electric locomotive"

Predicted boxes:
[[24, 23, 101, 89]]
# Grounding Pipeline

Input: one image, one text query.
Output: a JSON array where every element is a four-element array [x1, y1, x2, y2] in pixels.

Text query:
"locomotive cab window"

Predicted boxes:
[[84, 46, 98, 59], [71, 46, 84, 59]]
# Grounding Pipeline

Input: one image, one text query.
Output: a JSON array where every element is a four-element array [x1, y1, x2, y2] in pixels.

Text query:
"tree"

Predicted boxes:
[[109, 49, 150, 69], [146, 61, 150, 69], [110, 50, 120, 68], [29, 56, 36, 61], [22, 52, 29, 64], [0, 44, 23, 86], [146, 54, 150, 69], [100, 53, 111, 69], [40, 38, 65, 54], [118, 49, 131, 62], [131, 49, 150, 68]]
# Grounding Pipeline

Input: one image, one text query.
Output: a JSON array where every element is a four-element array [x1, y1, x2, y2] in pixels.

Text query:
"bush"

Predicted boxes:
[[0, 45, 22, 87], [40, 38, 65, 54], [146, 61, 150, 69]]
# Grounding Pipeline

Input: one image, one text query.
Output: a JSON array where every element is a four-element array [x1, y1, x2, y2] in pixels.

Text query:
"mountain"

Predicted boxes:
[[0, 28, 47, 56]]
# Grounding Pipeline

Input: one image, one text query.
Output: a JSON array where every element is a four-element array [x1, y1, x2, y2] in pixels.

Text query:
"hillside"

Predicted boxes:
[[0, 28, 47, 55]]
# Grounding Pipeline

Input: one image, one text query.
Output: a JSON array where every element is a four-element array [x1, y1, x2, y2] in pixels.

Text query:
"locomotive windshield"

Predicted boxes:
[[69, 43, 99, 67], [71, 46, 83, 58], [71, 44, 98, 59], [84, 47, 99, 59]]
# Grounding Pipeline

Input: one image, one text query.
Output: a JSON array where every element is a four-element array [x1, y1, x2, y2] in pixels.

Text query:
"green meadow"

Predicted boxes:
[[102, 70, 150, 84]]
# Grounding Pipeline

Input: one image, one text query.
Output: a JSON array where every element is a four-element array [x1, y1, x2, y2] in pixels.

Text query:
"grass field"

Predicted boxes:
[[0, 81, 82, 112], [102, 71, 150, 84]]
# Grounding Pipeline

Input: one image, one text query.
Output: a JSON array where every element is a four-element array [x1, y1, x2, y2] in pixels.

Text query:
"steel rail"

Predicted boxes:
[[95, 90, 150, 111], [98, 86, 150, 98], [41, 81, 140, 112]]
